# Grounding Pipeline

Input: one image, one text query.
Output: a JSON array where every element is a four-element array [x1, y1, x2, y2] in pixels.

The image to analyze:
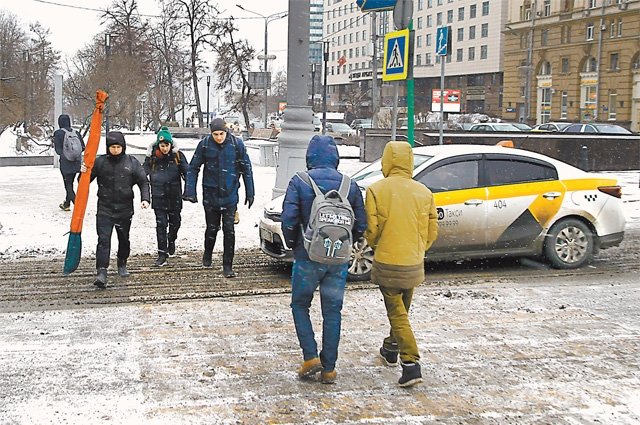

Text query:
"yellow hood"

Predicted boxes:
[[382, 141, 413, 179]]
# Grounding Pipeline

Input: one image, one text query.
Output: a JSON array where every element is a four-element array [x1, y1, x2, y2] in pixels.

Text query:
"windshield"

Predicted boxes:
[[329, 123, 352, 131], [352, 154, 432, 188]]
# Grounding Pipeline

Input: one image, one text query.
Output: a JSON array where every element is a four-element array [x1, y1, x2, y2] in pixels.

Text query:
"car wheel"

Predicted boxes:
[[347, 238, 374, 281], [544, 218, 593, 269]]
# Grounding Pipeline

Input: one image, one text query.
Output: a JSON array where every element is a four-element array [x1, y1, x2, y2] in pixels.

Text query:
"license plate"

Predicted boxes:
[[260, 228, 274, 243]]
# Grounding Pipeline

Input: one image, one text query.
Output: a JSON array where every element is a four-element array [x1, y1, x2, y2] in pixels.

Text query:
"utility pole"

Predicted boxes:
[[105, 34, 111, 134], [322, 41, 329, 134], [206, 75, 211, 125], [594, 1, 606, 122], [371, 12, 379, 127], [524, 1, 536, 124]]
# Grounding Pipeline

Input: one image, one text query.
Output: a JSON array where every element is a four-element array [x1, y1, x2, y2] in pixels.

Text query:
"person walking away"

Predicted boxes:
[[53, 114, 85, 211], [82, 131, 150, 288], [183, 118, 254, 278], [281, 135, 367, 384], [144, 127, 188, 267], [364, 141, 438, 387]]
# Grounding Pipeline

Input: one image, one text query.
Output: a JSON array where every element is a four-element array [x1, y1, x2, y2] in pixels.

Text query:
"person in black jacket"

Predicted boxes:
[[53, 114, 85, 211], [82, 131, 150, 288], [143, 127, 189, 267]]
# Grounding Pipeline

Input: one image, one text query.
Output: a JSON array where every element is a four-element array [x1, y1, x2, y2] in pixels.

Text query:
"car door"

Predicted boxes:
[[482, 154, 565, 252], [415, 155, 487, 253]]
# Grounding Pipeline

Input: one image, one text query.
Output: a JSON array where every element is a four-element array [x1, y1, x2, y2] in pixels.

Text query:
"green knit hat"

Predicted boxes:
[[157, 126, 173, 145]]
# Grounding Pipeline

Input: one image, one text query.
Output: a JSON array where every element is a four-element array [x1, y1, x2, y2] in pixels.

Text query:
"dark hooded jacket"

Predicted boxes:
[[143, 142, 189, 211], [91, 131, 150, 219], [184, 131, 255, 209], [53, 114, 85, 175], [281, 135, 367, 261]]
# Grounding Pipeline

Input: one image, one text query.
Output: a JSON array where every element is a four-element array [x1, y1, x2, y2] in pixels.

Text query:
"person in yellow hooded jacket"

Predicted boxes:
[[364, 141, 438, 387]]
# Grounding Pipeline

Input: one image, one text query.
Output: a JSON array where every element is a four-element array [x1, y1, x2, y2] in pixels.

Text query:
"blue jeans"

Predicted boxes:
[[290, 259, 348, 372]]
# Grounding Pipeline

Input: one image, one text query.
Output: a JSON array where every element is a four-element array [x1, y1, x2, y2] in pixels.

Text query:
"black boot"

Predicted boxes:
[[222, 264, 235, 278], [167, 240, 176, 256], [202, 250, 213, 267], [94, 268, 107, 289], [398, 362, 423, 388], [117, 258, 130, 277], [154, 252, 168, 267]]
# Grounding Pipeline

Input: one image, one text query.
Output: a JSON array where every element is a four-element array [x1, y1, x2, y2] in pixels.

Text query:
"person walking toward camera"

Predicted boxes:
[[53, 114, 85, 211], [83, 131, 150, 288], [144, 127, 188, 267], [364, 141, 438, 387], [281, 135, 367, 384], [183, 118, 254, 278]]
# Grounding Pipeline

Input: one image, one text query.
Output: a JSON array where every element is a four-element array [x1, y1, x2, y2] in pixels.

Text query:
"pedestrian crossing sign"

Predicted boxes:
[[383, 29, 409, 81]]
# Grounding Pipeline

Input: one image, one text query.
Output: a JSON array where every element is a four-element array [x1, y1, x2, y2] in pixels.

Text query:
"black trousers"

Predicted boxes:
[[204, 206, 236, 266], [154, 209, 181, 253], [96, 214, 132, 270], [61, 172, 79, 205]]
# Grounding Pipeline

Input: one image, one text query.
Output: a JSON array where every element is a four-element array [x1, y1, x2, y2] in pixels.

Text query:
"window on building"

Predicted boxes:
[[608, 92, 617, 120], [447, 10, 453, 23], [481, 23, 488, 37], [446, 54, 451, 63], [610, 53, 619, 70], [544, 0, 551, 16], [437, 0, 443, 5], [586, 23, 594, 41], [428, 0, 432, 8], [610, 21, 616, 38], [540, 61, 552, 75], [588, 0, 597, 8], [457, 27, 464, 41], [584, 85, 597, 112], [427, 15, 433, 27], [470, 4, 477, 18], [416, 54, 422, 65], [480, 45, 488, 59], [469, 25, 476, 39], [349, 48, 353, 58], [618, 19, 623, 37], [540, 88, 552, 123], [426, 33, 432, 46], [418, 0, 424, 10], [541, 29, 548, 46], [584, 57, 597, 72], [457, 48, 463, 62], [417, 35, 423, 48], [458, 7, 465, 21], [561, 91, 568, 119], [437, 12, 442, 25], [468, 46, 475, 60], [482, 1, 489, 16], [426, 53, 432, 64], [561, 57, 570, 73]]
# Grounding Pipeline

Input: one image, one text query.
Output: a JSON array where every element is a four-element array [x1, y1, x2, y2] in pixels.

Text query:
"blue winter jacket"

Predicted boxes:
[[281, 135, 367, 261], [184, 132, 255, 209]]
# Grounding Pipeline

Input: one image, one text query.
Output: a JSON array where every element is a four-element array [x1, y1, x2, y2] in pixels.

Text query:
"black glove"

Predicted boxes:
[[245, 197, 254, 209], [182, 194, 197, 203]]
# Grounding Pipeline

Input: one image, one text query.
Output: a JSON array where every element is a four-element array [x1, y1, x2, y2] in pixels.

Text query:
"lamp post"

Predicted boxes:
[[206, 75, 211, 125], [105, 33, 112, 134], [322, 41, 329, 135], [236, 5, 287, 128], [310, 63, 316, 108], [22, 50, 30, 133]]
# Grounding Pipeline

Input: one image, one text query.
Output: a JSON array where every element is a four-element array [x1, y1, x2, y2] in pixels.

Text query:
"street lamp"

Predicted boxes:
[[105, 33, 112, 134], [310, 63, 317, 108], [206, 75, 211, 125], [236, 5, 287, 128], [322, 41, 329, 135]]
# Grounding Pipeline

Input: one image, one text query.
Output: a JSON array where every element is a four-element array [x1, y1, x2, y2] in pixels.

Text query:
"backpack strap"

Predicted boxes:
[[296, 171, 323, 197], [337, 174, 351, 201]]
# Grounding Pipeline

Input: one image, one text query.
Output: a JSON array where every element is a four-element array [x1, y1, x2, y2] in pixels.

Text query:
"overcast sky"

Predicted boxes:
[[2, 0, 290, 73]]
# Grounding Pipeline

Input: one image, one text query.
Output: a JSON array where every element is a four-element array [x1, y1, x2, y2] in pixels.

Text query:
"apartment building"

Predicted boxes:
[[323, 0, 509, 118], [502, 0, 640, 131]]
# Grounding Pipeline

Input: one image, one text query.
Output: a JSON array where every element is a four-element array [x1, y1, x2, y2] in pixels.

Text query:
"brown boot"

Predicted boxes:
[[297, 357, 322, 379]]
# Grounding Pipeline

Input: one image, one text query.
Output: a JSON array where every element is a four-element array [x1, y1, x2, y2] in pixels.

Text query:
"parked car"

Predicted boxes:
[[561, 123, 632, 134], [326, 122, 357, 140], [350, 118, 372, 130], [509, 122, 533, 131], [258, 145, 625, 281], [468, 123, 524, 132], [531, 122, 571, 132], [312, 116, 322, 132]]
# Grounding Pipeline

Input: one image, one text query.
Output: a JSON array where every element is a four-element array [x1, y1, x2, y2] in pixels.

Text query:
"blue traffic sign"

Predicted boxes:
[[356, 0, 397, 12], [436, 26, 450, 56], [383, 29, 409, 81]]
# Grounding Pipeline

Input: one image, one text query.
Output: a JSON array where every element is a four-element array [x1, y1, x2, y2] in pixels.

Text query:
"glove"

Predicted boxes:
[[182, 194, 197, 203], [245, 197, 254, 209]]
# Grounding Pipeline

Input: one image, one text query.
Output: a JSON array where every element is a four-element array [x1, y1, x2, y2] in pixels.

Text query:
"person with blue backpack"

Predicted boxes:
[[53, 114, 85, 211], [183, 118, 254, 278], [281, 135, 367, 384]]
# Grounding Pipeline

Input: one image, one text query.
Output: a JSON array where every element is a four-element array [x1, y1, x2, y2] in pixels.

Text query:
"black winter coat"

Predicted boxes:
[[143, 148, 189, 211], [91, 154, 150, 219], [53, 114, 85, 175]]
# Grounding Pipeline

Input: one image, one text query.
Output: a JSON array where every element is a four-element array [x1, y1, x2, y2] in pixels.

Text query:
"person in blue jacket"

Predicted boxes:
[[183, 118, 254, 278], [53, 114, 85, 211], [281, 135, 367, 384]]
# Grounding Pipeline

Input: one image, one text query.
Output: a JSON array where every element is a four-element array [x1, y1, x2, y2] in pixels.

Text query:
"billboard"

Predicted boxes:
[[431, 89, 461, 113]]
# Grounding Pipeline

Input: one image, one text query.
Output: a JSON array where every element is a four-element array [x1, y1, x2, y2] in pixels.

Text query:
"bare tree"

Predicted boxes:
[[212, 19, 258, 130], [27, 23, 60, 125], [0, 10, 27, 127]]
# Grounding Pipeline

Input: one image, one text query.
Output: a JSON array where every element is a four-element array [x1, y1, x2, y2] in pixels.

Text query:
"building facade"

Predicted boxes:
[[502, 0, 640, 131], [323, 0, 509, 119]]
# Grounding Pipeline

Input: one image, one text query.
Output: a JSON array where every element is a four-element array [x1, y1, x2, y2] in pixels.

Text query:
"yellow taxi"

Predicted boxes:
[[259, 145, 625, 281]]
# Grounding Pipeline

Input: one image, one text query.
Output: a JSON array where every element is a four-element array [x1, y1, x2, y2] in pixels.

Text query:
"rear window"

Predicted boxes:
[[486, 159, 557, 186]]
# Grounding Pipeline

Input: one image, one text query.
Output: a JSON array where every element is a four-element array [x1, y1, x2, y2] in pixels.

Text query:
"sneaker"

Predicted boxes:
[[202, 251, 212, 267], [154, 253, 168, 267], [398, 362, 423, 388], [168, 240, 176, 256], [59, 202, 70, 211], [223, 265, 236, 278], [234, 211, 240, 224], [297, 357, 322, 379], [379, 345, 399, 367], [321, 369, 337, 384], [117, 258, 130, 278], [94, 268, 107, 289]]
